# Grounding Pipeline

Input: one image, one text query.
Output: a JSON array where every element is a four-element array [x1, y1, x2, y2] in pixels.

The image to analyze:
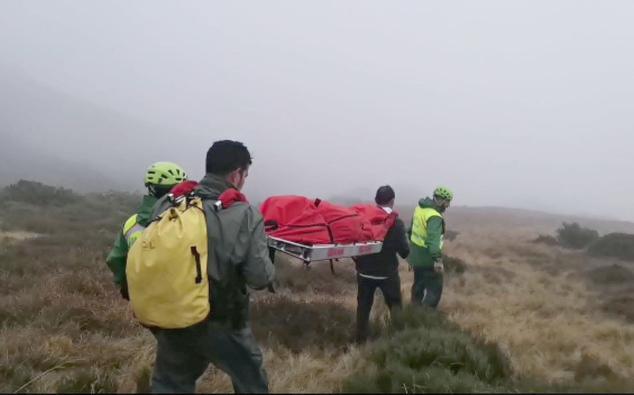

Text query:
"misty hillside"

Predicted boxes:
[[4, 181, 634, 392], [0, 133, 123, 193], [0, 70, 180, 192]]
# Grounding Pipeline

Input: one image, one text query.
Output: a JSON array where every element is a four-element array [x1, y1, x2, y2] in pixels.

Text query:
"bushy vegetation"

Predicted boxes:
[[588, 233, 634, 262], [0, 181, 141, 393], [342, 305, 512, 393], [341, 263, 634, 394], [588, 264, 634, 286], [2, 180, 82, 207], [556, 222, 599, 250], [1, 183, 140, 236]]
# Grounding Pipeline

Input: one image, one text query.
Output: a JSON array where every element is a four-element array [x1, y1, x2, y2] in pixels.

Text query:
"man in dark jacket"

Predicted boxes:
[[353, 185, 410, 344], [150, 140, 275, 393]]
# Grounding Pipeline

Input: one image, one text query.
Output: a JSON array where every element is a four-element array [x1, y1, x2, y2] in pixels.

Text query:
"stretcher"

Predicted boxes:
[[267, 236, 383, 264]]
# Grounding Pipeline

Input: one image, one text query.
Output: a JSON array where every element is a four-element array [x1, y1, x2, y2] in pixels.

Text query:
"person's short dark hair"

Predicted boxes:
[[205, 140, 253, 175], [375, 185, 395, 205]]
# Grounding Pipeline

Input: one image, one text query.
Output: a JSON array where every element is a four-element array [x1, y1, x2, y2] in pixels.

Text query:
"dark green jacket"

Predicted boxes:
[[105, 195, 157, 288], [407, 197, 445, 269], [152, 174, 275, 329]]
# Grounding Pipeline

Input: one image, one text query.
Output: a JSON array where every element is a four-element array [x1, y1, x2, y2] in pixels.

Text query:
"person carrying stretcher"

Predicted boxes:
[[353, 185, 410, 344]]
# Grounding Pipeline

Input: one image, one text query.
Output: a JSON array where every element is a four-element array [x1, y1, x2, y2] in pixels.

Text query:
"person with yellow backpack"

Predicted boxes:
[[407, 186, 453, 308], [105, 161, 188, 300], [126, 140, 275, 393]]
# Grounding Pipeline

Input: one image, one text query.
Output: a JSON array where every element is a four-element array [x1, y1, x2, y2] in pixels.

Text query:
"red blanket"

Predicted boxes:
[[260, 195, 397, 245]]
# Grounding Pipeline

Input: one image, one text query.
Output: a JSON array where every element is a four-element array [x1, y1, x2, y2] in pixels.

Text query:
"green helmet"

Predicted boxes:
[[144, 161, 187, 187], [433, 186, 453, 201]]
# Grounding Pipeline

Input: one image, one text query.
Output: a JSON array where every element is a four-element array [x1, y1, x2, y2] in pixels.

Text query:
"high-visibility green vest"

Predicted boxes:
[[410, 206, 444, 249], [122, 214, 146, 247]]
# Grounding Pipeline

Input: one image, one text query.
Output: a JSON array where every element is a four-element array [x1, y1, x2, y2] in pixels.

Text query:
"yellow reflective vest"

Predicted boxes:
[[123, 214, 146, 247], [410, 206, 444, 249]]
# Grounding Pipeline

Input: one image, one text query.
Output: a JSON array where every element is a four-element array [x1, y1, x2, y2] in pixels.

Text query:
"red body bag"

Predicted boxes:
[[351, 204, 398, 241], [314, 199, 374, 244], [260, 196, 331, 245]]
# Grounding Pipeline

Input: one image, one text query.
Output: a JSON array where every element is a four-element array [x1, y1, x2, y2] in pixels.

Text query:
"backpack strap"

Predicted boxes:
[[218, 188, 248, 208], [171, 180, 200, 198]]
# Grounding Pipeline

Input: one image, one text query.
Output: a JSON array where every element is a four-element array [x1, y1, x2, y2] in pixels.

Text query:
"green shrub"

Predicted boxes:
[[556, 222, 599, 250], [588, 264, 634, 285], [2, 180, 82, 207], [0, 184, 138, 243], [588, 233, 634, 262], [342, 306, 512, 393]]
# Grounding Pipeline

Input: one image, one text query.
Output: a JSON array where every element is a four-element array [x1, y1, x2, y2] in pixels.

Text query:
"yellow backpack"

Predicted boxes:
[[126, 197, 210, 329]]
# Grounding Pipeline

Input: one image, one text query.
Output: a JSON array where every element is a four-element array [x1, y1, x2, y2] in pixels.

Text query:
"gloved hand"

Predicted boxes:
[[433, 260, 444, 273]]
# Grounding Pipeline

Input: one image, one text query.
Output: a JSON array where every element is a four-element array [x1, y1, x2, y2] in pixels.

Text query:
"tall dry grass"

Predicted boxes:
[[3, 188, 634, 392], [438, 228, 634, 390]]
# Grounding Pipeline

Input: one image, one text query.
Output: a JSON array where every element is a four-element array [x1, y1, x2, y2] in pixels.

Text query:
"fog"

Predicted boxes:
[[1, 1, 633, 220]]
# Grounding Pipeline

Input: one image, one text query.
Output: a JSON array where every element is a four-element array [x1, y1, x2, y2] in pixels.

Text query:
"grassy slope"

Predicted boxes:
[[2, 187, 634, 392]]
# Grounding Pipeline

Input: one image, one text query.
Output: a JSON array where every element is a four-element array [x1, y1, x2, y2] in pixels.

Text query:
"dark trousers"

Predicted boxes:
[[356, 273, 402, 343], [411, 266, 443, 308], [151, 321, 268, 394]]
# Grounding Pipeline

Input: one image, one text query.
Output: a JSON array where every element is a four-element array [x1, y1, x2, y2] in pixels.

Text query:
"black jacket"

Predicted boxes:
[[354, 217, 410, 277]]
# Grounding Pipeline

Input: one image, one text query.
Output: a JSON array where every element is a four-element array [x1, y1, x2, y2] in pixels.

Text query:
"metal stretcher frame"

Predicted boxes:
[[267, 236, 383, 264]]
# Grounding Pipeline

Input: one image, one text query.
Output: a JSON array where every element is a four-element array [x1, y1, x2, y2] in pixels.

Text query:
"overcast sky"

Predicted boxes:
[[1, 1, 633, 220]]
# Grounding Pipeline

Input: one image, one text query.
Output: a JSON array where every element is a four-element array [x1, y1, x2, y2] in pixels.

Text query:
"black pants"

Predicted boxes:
[[411, 266, 443, 308], [356, 273, 402, 343], [151, 321, 268, 393]]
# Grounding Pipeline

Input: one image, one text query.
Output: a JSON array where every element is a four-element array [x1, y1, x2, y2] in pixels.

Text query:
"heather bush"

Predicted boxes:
[[588, 233, 634, 262], [342, 305, 512, 393], [556, 222, 599, 250]]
